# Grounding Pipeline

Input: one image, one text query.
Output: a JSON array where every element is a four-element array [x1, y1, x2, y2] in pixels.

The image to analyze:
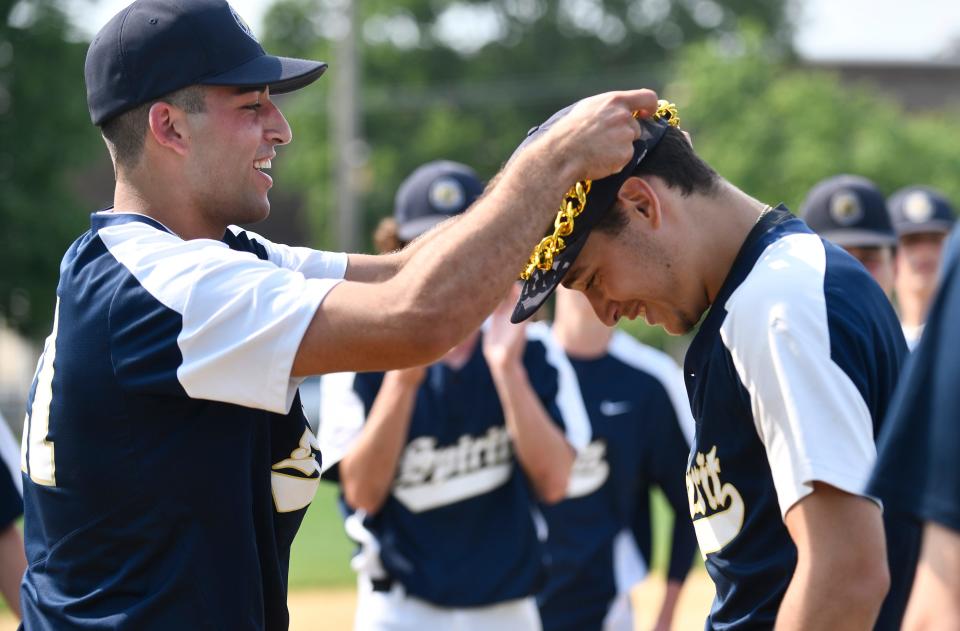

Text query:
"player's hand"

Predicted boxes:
[[540, 88, 659, 182], [384, 365, 428, 390], [482, 284, 527, 370]]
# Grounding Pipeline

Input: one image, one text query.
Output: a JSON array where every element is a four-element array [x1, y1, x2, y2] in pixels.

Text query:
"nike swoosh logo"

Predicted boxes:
[[599, 400, 632, 416]]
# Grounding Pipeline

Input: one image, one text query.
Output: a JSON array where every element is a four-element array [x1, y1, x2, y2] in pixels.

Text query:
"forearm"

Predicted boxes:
[[0, 524, 24, 619], [488, 361, 574, 503], [652, 580, 683, 631], [776, 557, 883, 631], [902, 522, 960, 631], [339, 377, 418, 513], [345, 214, 466, 283]]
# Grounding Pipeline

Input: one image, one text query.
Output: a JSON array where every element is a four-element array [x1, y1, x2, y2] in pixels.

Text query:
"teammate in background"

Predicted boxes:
[[0, 413, 24, 619], [534, 287, 696, 631], [887, 186, 956, 349], [319, 161, 577, 630], [21, 0, 658, 626], [868, 225, 960, 630], [800, 174, 898, 297], [509, 103, 914, 629]]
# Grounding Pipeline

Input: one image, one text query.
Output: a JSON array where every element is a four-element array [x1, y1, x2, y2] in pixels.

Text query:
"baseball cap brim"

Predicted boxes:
[[894, 219, 955, 237], [822, 229, 897, 248], [202, 55, 328, 94]]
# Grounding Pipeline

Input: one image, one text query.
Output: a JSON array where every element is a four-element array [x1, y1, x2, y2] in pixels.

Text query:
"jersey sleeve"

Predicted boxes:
[[318, 372, 366, 479], [227, 226, 348, 280], [525, 323, 592, 452], [101, 222, 343, 415], [870, 237, 960, 531], [720, 245, 878, 518]]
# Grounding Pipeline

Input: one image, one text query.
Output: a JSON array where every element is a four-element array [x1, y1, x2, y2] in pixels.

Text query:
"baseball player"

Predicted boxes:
[[509, 102, 916, 629], [21, 0, 658, 627], [800, 174, 898, 298], [533, 287, 696, 631], [887, 186, 956, 349], [868, 224, 960, 629], [0, 412, 24, 619], [319, 160, 579, 631]]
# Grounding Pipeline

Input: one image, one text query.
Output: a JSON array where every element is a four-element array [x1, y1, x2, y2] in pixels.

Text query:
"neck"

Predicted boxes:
[[552, 303, 613, 359], [896, 287, 931, 328], [113, 170, 225, 241], [689, 182, 771, 305]]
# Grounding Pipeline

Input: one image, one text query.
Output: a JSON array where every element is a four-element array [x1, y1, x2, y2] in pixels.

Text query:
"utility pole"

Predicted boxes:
[[331, 0, 362, 252]]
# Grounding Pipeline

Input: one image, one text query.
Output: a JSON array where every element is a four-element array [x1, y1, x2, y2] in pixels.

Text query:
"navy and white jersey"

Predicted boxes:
[[870, 224, 960, 531], [683, 207, 912, 630], [319, 334, 574, 608], [0, 413, 23, 531], [533, 327, 697, 631], [20, 212, 346, 630]]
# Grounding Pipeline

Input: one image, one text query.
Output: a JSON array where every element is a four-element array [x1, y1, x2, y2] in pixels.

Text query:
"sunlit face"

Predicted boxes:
[[843, 245, 896, 298], [561, 209, 708, 335], [181, 86, 292, 229], [896, 231, 948, 295]]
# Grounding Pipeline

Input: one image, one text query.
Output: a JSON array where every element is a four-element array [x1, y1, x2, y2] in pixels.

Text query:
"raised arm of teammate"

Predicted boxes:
[[292, 90, 658, 376]]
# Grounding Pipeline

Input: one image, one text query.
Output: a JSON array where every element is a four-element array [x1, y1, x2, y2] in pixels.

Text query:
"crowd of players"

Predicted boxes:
[[5, 1, 960, 630]]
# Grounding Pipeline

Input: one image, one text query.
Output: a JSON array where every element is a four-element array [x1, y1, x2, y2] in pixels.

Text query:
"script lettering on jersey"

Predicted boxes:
[[686, 445, 745, 557], [271, 428, 321, 513], [565, 440, 610, 498], [393, 426, 513, 513]]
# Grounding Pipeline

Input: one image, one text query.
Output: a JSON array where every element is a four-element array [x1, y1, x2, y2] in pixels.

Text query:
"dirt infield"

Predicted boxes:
[[286, 572, 715, 630], [0, 571, 714, 629]]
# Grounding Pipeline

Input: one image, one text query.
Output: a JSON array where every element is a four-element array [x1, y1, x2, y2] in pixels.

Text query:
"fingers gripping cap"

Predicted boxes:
[[509, 100, 680, 323]]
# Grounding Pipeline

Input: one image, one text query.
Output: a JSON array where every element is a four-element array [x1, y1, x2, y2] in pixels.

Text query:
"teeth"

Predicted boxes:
[[254, 159, 272, 170]]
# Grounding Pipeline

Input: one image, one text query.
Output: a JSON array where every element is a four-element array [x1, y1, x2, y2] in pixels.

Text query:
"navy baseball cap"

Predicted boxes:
[[887, 186, 956, 237], [800, 175, 897, 248], [510, 101, 678, 323], [394, 161, 485, 242], [85, 0, 328, 126]]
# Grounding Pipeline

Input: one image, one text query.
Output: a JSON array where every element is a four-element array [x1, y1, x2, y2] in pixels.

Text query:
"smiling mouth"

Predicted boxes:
[[253, 158, 272, 171]]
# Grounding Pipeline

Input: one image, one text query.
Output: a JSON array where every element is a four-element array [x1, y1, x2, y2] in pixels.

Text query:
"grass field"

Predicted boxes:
[[288, 481, 700, 588]]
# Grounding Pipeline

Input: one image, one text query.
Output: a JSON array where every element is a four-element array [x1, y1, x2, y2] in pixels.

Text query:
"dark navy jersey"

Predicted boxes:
[[319, 333, 572, 608], [683, 207, 912, 630], [533, 328, 697, 631], [20, 212, 346, 630], [870, 224, 960, 531], [0, 413, 23, 530]]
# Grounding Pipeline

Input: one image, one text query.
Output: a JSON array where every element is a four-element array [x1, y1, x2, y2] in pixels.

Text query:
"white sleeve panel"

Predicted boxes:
[[227, 226, 348, 280], [607, 331, 695, 447], [318, 373, 367, 475], [101, 222, 342, 414], [720, 233, 878, 518], [525, 322, 592, 451]]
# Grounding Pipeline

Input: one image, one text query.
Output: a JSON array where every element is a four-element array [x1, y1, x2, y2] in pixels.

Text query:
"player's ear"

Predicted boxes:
[[146, 101, 191, 157], [617, 176, 661, 230]]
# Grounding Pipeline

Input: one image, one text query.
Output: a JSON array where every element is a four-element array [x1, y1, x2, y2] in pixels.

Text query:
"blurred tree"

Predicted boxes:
[[261, 0, 794, 252], [0, 0, 102, 337]]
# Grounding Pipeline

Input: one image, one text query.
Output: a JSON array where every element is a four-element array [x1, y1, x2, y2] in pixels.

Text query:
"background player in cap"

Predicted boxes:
[[887, 186, 956, 349], [868, 224, 960, 630], [800, 174, 899, 298], [319, 160, 577, 631], [20, 0, 659, 627], [533, 287, 696, 631], [510, 102, 914, 630]]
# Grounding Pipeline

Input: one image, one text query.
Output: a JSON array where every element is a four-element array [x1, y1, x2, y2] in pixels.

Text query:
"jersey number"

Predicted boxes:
[[21, 299, 59, 486]]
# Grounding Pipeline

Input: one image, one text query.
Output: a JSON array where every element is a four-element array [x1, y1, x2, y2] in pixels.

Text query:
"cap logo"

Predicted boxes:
[[428, 177, 466, 213], [829, 191, 863, 226], [903, 191, 934, 223], [229, 4, 258, 42]]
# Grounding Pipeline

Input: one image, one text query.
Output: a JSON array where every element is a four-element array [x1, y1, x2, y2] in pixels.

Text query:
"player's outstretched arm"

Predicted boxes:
[[0, 524, 25, 619], [776, 483, 889, 631], [292, 89, 658, 376], [901, 522, 960, 630]]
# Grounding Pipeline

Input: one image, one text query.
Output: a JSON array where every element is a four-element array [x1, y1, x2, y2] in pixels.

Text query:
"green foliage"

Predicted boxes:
[[262, 0, 792, 252], [669, 27, 960, 212], [0, 0, 102, 337]]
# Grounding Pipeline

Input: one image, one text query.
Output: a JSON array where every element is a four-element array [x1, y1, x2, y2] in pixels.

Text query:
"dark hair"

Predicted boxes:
[[373, 217, 405, 254], [100, 85, 207, 171], [594, 126, 719, 236]]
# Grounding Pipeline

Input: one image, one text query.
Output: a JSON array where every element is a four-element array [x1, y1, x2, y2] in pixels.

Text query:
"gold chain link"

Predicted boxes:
[[519, 100, 680, 280]]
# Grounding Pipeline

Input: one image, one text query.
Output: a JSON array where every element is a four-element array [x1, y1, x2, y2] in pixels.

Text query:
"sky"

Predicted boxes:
[[64, 0, 960, 62]]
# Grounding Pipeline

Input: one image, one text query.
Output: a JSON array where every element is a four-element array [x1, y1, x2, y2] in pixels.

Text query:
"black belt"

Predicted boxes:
[[371, 577, 394, 593]]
